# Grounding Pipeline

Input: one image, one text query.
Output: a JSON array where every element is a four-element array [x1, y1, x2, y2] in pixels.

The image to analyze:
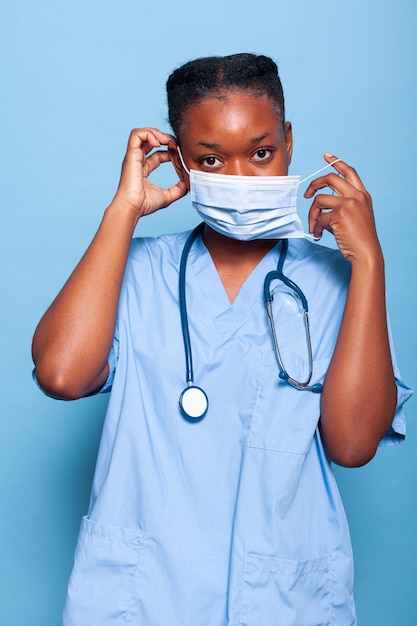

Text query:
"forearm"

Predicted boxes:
[[32, 201, 139, 399], [320, 251, 397, 467]]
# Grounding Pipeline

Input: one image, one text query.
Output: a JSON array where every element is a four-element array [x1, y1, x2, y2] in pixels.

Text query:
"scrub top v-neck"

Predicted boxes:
[[186, 233, 281, 339]]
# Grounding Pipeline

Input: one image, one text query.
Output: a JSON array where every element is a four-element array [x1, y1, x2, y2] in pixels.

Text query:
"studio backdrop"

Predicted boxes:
[[1, 1, 416, 624]]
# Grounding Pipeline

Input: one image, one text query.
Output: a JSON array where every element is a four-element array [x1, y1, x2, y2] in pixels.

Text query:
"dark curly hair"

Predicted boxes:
[[166, 53, 285, 138]]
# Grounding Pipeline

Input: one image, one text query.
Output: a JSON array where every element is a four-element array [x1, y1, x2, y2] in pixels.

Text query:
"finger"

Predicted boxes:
[[304, 172, 352, 199], [309, 209, 336, 240], [308, 190, 374, 241], [158, 180, 188, 208], [127, 128, 175, 154], [322, 153, 367, 192], [143, 148, 172, 175], [307, 193, 345, 235]]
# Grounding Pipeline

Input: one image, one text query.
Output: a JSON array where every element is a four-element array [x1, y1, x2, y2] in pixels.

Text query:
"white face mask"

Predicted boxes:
[[177, 148, 340, 241]]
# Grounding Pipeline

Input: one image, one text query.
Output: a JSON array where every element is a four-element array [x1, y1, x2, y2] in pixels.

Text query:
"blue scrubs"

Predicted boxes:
[[61, 232, 411, 625]]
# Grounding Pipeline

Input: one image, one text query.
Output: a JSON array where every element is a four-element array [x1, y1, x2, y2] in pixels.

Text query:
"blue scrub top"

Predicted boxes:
[[61, 231, 411, 626]]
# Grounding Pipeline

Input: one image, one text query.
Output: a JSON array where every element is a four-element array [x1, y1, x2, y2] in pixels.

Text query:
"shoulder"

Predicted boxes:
[[120, 229, 197, 294], [282, 239, 351, 332], [288, 238, 351, 280], [285, 238, 352, 309], [116, 230, 194, 313], [127, 230, 192, 267]]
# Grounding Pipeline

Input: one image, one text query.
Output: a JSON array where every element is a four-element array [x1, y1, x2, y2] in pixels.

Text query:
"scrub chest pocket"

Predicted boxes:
[[248, 351, 330, 454]]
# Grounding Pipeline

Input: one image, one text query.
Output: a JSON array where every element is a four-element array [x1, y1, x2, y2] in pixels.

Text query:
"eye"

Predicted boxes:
[[251, 148, 273, 162], [199, 155, 222, 168]]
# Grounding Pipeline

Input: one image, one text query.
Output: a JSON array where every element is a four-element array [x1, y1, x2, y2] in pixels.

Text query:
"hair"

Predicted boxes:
[[166, 53, 285, 138]]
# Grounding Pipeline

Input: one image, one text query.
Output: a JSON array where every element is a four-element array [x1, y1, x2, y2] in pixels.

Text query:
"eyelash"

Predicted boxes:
[[251, 148, 273, 162], [199, 148, 274, 168], [200, 156, 221, 167]]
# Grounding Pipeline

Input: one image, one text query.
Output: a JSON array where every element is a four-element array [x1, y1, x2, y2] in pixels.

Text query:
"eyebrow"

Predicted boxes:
[[196, 141, 222, 150], [249, 132, 272, 145], [195, 132, 273, 151]]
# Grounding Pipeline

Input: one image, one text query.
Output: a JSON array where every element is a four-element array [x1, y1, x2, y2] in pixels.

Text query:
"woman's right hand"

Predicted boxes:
[[112, 128, 188, 219]]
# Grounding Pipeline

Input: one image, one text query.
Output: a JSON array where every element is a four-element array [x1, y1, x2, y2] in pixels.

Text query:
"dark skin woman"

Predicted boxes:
[[32, 54, 407, 626]]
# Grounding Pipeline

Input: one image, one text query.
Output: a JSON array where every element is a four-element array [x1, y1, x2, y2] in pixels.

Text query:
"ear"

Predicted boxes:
[[168, 142, 188, 183], [283, 121, 293, 166]]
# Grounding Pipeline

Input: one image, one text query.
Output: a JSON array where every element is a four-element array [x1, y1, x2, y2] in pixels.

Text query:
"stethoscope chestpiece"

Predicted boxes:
[[179, 385, 209, 421]]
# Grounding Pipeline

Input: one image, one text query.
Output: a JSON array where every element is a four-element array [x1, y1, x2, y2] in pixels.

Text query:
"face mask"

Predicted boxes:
[[177, 148, 340, 241]]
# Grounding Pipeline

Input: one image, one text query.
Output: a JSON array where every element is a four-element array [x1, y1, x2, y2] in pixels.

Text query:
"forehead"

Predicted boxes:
[[178, 90, 283, 145]]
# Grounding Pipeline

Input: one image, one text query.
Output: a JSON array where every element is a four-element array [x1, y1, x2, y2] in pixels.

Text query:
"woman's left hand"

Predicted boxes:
[[304, 153, 382, 264], [307, 154, 397, 467]]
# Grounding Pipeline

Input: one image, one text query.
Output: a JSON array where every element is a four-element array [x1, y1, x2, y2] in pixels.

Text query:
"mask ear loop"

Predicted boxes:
[[300, 158, 342, 241], [299, 158, 342, 185], [177, 146, 191, 176]]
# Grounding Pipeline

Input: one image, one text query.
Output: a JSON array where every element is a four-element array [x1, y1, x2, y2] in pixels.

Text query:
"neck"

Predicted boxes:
[[202, 225, 277, 260], [202, 225, 277, 303]]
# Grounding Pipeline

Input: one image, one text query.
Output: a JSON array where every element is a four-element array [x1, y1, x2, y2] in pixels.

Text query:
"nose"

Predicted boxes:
[[224, 159, 254, 176]]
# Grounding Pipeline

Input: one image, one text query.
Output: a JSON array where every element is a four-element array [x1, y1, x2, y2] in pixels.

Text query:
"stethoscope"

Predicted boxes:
[[178, 224, 322, 421]]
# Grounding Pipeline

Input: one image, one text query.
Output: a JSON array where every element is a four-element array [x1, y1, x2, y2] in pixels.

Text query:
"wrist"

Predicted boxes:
[[104, 198, 142, 231], [349, 240, 385, 273]]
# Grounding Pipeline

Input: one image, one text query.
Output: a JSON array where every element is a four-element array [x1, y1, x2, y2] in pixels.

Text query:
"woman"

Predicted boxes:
[[32, 53, 411, 625]]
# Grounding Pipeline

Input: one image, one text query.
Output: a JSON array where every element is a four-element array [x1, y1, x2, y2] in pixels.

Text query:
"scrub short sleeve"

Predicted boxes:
[[379, 368, 412, 447], [378, 315, 413, 446], [98, 335, 119, 394]]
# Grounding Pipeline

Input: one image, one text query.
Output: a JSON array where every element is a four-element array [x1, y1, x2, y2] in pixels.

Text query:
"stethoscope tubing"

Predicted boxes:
[[178, 225, 322, 420], [179, 223, 205, 385]]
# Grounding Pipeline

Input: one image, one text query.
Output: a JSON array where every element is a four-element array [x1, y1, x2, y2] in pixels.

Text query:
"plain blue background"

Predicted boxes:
[[1, 0, 416, 624]]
